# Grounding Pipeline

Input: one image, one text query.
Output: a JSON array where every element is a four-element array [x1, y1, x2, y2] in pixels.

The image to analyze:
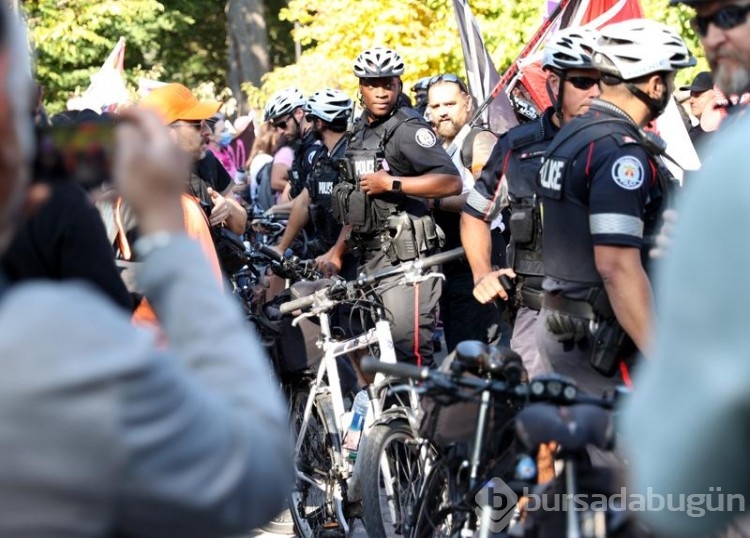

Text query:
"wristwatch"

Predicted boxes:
[[391, 178, 402, 192]]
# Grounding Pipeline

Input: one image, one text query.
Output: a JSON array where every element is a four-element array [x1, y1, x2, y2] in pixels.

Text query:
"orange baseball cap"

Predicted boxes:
[[139, 83, 221, 125]]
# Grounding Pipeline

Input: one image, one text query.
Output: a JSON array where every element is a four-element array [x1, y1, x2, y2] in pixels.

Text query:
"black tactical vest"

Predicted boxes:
[[504, 111, 556, 283], [290, 131, 321, 198], [539, 113, 671, 285], [308, 137, 347, 246], [332, 108, 416, 234]]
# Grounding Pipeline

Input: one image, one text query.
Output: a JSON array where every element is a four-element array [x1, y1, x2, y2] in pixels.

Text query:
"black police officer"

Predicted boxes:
[[330, 46, 462, 366], [462, 27, 601, 378], [536, 19, 695, 394]]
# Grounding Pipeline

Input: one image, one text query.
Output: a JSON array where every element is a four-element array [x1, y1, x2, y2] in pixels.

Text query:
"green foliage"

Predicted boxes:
[[247, 0, 709, 108], [25, 0, 227, 114]]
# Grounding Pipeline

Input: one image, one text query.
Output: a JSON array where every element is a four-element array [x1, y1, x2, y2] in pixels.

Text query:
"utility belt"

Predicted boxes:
[[542, 288, 632, 377], [346, 211, 443, 263], [518, 280, 544, 311]]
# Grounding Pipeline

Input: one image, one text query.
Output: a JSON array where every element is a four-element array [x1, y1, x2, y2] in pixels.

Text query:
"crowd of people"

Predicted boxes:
[[0, 0, 749, 535]]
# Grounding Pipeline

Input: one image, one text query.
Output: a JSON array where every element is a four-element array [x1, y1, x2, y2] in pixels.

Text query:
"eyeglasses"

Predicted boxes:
[[692, 3, 750, 37], [427, 73, 469, 94], [171, 120, 209, 131], [272, 119, 288, 130], [566, 76, 600, 90]]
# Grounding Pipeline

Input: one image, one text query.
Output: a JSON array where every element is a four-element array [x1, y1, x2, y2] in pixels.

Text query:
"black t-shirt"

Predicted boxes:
[[0, 181, 133, 311], [196, 151, 232, 194]]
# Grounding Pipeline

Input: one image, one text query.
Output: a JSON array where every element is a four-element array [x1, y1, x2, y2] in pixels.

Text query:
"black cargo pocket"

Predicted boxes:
[[509, 210, 534, 244], [347, 190, 367, 229]]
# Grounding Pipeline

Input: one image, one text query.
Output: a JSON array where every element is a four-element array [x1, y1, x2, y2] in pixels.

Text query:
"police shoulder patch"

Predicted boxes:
[[415, 127, 437, 148], [611, 155, 644, 190]]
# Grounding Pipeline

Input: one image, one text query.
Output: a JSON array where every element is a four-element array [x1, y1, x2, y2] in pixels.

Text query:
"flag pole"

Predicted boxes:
[[469, 0, 573, 128]]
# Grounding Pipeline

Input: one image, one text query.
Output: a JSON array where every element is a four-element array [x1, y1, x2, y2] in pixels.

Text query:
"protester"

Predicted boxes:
[[207, 114, 238, 180], [426, 73, 503, 352], [0, 6, 292, 535], [681, 71, 716, 146], [247, 121, 280, 208], [624, 1, 750, 536]]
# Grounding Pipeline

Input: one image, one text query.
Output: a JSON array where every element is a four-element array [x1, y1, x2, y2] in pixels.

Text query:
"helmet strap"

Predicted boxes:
[[625, 80, 669, 119], [545, 69, 567, 125]]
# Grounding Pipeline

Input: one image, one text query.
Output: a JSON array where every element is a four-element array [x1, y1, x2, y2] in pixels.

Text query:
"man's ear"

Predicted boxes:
[[648, 74, 665, 99], [547, 72, 560, 99]]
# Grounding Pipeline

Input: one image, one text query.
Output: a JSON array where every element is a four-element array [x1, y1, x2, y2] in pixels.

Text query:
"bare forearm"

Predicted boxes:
[[461, 212, 494, 282], [435, 192, 468, 213], [224, 197, 248, 235], [602, 265, 652, 354], [277, 190, 311, 251], [401, 173, 462, 198]]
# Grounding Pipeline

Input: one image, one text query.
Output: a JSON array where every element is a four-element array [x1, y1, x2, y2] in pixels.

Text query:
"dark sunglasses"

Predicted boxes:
[[171, 119, 208, 131], [427, 73, 469, 94], [692, 3, 750, 37], [566, 76, 600, 90], [272, 119, 288, 130]]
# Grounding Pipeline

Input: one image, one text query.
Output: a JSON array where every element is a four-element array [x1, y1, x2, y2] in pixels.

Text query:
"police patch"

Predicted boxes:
[[415, 128, 437, 148], [611, 156, 644, 190]]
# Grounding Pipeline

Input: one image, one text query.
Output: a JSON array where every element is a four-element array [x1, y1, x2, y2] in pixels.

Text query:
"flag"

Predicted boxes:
[[68, 37, 129, 112], [452, 0, 518, 134]]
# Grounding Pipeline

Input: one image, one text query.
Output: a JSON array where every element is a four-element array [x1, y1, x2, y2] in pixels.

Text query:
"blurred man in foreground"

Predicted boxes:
[[0, 6, 292, 536]]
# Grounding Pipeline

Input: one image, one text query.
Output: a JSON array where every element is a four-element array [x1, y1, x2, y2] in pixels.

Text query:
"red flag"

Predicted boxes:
[[513, 0, 644, 114]]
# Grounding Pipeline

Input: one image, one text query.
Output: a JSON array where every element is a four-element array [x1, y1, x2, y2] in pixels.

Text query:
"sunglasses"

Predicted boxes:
[[273, 116, 292, 130], [427, 73, 470, 94], [566, 76, 600, 90], [171, 119, 209, 131], [692, 3, 750, 37]]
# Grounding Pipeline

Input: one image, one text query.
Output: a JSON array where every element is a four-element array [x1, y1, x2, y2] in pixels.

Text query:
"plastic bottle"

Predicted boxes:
[[343, 390, 369, 461]]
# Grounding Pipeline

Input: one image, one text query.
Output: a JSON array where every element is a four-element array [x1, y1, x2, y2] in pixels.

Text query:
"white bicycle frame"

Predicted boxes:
[[291, 274, 439, 533]]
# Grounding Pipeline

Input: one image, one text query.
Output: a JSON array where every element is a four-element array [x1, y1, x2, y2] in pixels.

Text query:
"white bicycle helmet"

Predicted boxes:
[[593, 19, 695, 81], [353, 47, 405, 78], [542, 27, 600, 71], [264, 87, 306, 121], [305, 89, 353, 123]]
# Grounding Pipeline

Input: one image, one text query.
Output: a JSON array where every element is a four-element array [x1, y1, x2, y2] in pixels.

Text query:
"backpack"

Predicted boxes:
[[254, 161, 275, 211]]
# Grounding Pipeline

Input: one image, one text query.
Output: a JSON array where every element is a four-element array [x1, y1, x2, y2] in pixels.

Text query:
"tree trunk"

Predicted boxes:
[[226, 0, 269, 113]]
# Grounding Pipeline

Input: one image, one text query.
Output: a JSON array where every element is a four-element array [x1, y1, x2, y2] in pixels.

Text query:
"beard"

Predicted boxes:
[[708, 50, 750, 95], [434, 118, 460, 140]]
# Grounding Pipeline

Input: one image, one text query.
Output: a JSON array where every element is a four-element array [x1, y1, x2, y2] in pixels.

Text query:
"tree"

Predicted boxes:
[[245, 0, 707, 108], [227, 0, 270, 113]]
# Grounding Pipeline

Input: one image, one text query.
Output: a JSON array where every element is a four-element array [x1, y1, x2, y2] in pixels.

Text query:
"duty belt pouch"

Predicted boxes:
[[347, 189, 368, 230], [331, 182, 350, 223], [589, 318, 627, 377], [509, 207, 534, 245]]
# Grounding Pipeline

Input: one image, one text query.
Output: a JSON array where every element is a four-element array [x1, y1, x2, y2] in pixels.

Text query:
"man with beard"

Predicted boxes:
[[623, 3, 750, 536], [329, 46, 462, 367], [426, 73, 503, 351]]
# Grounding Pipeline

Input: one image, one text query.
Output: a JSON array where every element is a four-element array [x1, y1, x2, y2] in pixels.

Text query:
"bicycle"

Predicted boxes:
[[279, 247, 466, 538], [359, 344, 632, 538]]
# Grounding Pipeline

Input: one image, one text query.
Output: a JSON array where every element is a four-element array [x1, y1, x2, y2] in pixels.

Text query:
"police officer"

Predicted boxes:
[[426, 73, 502, 352], [272, 89, 355, 272], [412, 76, 431, 118], [536, 19, 695, 394], [330, 46, 462, 366], [263, 88, 320, 202], [461, 28, 601, 378]]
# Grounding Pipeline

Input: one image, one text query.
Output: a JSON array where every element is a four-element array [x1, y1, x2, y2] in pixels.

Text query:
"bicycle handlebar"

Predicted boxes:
[[360, 354, 621, 408], [255, 242, 284, 263], [279, 247, 465, 315]]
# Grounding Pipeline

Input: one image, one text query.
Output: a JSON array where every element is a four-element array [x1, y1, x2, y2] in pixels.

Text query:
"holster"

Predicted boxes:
[[543, 288, 628, 376], [386, 212, 442, 262]]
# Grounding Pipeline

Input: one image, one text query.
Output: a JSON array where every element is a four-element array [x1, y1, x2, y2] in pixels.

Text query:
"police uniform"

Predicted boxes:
[[464, 107, 559, 378], [290, 131, 323, 198], [333, 106, 459, 365], [536, 99, 669, 394], [437, 126, 505, 353]]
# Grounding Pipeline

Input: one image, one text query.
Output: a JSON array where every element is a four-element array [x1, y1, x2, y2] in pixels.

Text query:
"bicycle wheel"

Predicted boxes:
[[410, 460, 456, 538], [360, 420, 428, 538], [289, 389, 344, 538]]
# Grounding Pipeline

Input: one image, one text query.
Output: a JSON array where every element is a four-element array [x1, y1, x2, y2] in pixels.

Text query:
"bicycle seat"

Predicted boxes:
[[290, 278, 335, 300], [515, 403, 614, 453]]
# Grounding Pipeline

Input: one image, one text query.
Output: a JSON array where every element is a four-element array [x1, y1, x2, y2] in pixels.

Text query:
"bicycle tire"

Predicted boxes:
[[289, 389, 344, 538], [360, 420, 426, 538]]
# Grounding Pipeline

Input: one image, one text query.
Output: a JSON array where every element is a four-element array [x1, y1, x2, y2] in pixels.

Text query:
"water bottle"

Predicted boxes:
[[343, 390, 369, 461]]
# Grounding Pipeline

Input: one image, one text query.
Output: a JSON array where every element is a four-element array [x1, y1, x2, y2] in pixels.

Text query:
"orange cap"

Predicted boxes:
[[139, 83, 221, 125]]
